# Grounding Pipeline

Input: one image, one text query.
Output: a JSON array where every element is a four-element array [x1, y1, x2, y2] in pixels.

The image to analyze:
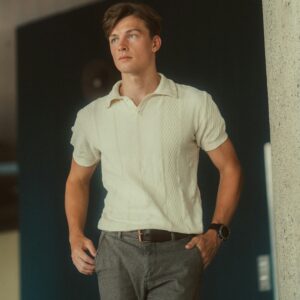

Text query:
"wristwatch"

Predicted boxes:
[[209, 223, 230, 241]]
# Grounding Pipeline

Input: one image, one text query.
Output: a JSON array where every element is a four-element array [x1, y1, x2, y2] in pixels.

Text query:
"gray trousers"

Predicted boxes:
[[95, 230, 204, 300]]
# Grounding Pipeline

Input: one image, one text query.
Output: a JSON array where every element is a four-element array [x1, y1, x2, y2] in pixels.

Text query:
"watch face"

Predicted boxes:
[[220, 225, 230, 240]]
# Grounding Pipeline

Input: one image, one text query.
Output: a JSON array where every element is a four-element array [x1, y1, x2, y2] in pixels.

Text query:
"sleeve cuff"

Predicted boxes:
[[72, 153, 99, 167], [201, 134, 228, 152]]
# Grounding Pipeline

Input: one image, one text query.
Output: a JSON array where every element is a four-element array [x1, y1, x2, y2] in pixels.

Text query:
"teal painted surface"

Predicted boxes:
[[18, 0, 273, 299]]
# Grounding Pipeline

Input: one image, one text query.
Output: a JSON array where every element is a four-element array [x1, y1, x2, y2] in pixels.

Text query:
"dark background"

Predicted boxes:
[[17, 0, 272, 299]]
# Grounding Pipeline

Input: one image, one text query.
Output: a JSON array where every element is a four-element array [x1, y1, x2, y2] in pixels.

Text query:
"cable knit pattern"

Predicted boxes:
[[70, 74, 227, 233]]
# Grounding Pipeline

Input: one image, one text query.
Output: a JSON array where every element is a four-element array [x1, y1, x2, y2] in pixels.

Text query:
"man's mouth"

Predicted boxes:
[[119, 56, 132, 61]]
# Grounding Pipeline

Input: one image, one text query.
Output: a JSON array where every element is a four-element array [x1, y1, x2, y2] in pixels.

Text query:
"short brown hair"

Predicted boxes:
[[102, 2, 162, 39]]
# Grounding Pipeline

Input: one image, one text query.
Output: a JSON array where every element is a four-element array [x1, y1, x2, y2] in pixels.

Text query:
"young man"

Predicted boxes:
[[65, 2, 242, 299]]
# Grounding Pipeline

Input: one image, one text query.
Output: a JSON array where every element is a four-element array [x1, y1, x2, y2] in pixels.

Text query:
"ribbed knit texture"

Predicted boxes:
[[70, 74, 227, 234]]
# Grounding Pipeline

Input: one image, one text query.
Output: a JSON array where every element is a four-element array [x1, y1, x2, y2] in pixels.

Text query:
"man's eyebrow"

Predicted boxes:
[[109, 28, 142, 38], [126, 28, 142, 33]]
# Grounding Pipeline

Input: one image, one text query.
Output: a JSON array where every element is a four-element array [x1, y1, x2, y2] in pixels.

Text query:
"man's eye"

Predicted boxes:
[[129, 34, 137, 39]]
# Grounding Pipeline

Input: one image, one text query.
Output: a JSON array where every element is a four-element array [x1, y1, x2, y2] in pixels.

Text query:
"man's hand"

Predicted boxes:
[[185, 230, 222, 269], [70, 234, 97, 275]]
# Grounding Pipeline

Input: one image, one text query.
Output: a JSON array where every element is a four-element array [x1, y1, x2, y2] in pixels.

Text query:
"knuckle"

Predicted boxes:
[[73, 248, 80, 256], [198, 240, 205, 248], [79, 265, 85, 272], [84, 238, 91, 244], [191, 237, 198, 244]]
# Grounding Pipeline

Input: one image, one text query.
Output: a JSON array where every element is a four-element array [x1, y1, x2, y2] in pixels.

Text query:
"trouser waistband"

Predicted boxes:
[[102, 229, 196, 243]]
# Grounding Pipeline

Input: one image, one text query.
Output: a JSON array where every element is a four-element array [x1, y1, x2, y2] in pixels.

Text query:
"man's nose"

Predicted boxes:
[[118, 45, 127, 51], [118, 37, 128, 51]]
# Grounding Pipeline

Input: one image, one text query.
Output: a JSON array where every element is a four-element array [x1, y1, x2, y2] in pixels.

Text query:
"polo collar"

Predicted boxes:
[[105, 73, 178, 108]]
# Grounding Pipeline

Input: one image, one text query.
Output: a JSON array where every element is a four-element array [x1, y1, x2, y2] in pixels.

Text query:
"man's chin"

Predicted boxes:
[[117, 68, 139, 75]]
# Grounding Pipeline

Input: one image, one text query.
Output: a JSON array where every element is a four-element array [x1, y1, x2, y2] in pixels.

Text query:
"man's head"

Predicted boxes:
[[102, 2, 162, 75], [102, 2, 162, 40]]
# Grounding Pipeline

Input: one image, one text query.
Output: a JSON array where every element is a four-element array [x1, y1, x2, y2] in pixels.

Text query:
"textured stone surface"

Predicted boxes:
[[262, 0, 300, 299]]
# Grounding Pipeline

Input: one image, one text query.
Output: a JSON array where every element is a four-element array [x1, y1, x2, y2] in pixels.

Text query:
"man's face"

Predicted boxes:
[[108, 15, 161, 75]]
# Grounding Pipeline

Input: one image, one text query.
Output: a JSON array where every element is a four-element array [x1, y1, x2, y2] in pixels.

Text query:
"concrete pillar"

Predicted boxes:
[[262, 1, 300, 299]]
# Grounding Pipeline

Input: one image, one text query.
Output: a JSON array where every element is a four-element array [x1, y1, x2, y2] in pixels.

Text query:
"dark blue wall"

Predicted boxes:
[[18, 0, 273, 299]]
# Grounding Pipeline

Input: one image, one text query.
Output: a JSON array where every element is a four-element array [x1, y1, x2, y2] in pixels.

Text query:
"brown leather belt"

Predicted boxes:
[[124, 229, 196, 242]]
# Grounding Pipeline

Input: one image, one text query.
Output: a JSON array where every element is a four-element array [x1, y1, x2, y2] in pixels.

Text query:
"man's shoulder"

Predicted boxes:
[[177, 82, 206, 95], [171, 79, 209, 104], [76, 95, 109, 118]]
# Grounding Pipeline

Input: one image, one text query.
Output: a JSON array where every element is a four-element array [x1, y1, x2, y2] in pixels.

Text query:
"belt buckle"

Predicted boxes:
[[137, 230, 144, 242]]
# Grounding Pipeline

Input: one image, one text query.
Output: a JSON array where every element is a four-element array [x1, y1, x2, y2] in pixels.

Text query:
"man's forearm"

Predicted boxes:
[[65, 179, 90, 241], [211, 162, 242, 226]]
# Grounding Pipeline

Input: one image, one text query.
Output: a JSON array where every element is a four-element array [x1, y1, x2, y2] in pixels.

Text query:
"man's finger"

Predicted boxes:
[[82, 264, 95, 273], [78, 251, 95, 265], [185, 236, 200, 249], [84, 239, 97, 257], [73, 256, 95, 275], [79, 265, 95, 276]]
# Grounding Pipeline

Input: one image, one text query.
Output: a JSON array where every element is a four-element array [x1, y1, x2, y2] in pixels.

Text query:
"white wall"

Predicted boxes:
[[0, 230, 19, 300]]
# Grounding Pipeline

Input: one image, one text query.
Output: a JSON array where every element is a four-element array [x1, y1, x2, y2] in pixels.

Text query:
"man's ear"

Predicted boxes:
[[152, 35, 162, 53]]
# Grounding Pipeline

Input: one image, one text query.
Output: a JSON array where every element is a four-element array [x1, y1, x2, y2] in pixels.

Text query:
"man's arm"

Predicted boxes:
[[65, 158, 98, 275], [185, 138, 243, 268]]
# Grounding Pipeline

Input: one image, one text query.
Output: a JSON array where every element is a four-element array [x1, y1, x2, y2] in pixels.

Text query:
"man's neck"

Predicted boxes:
[[119, 70, 161, 106]]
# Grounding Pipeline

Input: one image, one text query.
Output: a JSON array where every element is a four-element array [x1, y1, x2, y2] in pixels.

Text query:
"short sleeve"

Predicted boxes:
[[195, 92, 228, 151], [70, 110, 101, 167]]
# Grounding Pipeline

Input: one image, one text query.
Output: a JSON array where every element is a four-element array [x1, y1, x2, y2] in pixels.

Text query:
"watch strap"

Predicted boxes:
[[209, 223, 230, 241]]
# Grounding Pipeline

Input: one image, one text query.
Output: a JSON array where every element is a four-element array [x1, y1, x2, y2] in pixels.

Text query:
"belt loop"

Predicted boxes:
[[118, 231, 122, 239], [137, 230, 143, 242]]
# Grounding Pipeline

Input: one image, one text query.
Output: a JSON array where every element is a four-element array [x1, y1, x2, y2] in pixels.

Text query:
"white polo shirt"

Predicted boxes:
[[70, 73, 228, 234]]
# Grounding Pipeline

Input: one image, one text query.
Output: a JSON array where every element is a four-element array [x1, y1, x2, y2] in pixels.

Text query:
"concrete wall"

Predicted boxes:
[[262, 1, 300, 299]]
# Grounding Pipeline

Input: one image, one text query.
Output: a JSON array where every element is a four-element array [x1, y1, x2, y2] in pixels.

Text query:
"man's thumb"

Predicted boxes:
[[185, 238, 197, 249], [85, 239, 97, 257]]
